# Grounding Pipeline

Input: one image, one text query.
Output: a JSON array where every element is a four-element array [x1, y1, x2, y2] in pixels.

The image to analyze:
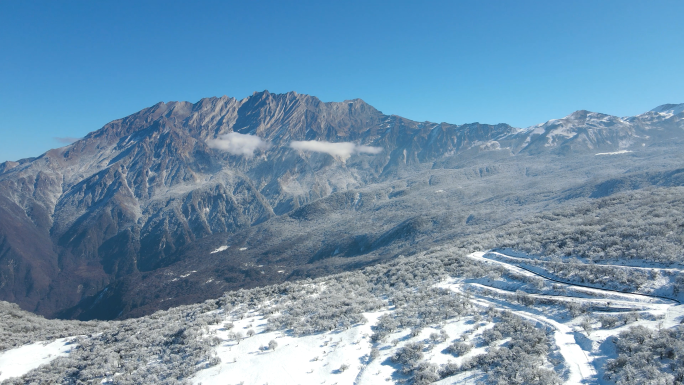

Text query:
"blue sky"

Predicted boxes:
[[1, 0, 682, 162]]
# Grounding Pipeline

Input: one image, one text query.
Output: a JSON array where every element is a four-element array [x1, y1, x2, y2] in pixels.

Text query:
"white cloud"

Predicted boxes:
[[290, 141, 382, 161], [355, 145, 383, 155], [207, 132, 270, 157]]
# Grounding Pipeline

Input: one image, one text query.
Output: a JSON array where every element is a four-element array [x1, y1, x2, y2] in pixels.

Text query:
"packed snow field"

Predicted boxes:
[[1, 187, 684, 385]]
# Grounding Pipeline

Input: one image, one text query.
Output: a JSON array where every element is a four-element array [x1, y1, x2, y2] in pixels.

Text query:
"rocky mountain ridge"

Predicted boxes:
[[0, 91, 682, 320]]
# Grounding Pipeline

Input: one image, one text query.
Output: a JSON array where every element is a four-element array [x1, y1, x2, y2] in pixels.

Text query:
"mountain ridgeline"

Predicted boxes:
[[0, 91, 682, 320]]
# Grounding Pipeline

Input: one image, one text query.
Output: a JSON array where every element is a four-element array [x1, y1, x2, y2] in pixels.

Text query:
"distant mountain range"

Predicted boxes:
[[1, 90, 682, 320]]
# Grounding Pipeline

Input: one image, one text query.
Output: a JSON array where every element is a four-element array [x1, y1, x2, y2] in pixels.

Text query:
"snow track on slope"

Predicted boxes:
[[485, 251, 679, 304], [478, 295, 596, 383], [444, 251, 680, 384], [439, 279, 597, 384], [473, 251, 676, 304]]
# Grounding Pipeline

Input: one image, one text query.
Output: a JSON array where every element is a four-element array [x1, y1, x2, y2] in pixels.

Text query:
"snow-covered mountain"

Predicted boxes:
[[0, 92, 682, 320], [648, 102, 684, 116], [512, 103, 684, 155]]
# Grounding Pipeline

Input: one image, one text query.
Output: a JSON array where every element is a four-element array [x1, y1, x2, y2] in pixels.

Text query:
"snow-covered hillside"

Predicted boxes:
[[2, 186, 684, 385], [183, 249, 683, 385], [2, 244, 683, 384]]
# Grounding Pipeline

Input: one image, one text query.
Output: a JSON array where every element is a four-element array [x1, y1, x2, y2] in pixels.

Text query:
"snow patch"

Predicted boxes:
[[210, 246, 229, 254], [0, 338, 75, 381], [192, 311, 386, 385]]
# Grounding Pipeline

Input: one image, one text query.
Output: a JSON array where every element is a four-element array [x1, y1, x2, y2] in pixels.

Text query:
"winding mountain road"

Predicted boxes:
[[486, 251, 680, 304], [437, 251, 682, 384]]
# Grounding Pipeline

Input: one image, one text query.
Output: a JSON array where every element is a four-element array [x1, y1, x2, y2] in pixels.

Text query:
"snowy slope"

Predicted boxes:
[[192, 308, 498, 385], [3, 243, 683, 385], [0, 338, 76, 382], [195, 247, 682, 384], [186, 249, 684, 385], [193, 311, 382, 385], [649, 103, 684, 117]]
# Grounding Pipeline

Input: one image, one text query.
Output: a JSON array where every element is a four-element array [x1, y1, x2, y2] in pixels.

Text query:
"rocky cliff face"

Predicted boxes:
[[0, 91, 682, 319]]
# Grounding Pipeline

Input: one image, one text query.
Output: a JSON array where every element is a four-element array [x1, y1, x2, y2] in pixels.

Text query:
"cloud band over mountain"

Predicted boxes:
[[290, 140, 382, 161], [207, 132, 270, 157]]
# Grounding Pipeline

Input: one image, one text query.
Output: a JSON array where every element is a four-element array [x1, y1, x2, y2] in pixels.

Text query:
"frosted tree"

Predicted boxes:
[[234, 331, 244, 344]]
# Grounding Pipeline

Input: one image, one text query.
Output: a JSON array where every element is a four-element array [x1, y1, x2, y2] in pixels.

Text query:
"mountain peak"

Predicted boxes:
[[650, 103, 684, 116], [567, 110, 591, 120], [565, 110, 614, 121]]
